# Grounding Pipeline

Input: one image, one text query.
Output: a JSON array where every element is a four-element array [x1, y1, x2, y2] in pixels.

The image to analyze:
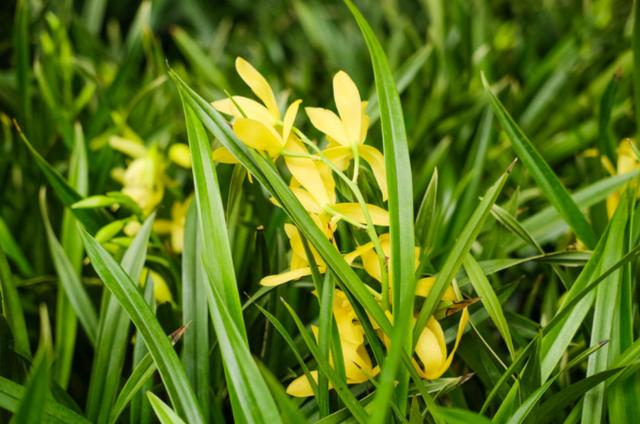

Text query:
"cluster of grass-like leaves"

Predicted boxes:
[[1, 0, 640, 422]]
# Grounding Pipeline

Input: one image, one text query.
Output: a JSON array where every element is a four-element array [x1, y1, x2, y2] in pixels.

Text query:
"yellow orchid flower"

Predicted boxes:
[[212, 57, 302, 162], [413, 309, 469, 379], [286, 289, 379, 397], [109, 137, 166, 215], [260, 224, 326, 287], [306, 71, 388, 200], [606, 139, 640, 216], [154, 198, 191, 254], [411, 276, 468, 379]]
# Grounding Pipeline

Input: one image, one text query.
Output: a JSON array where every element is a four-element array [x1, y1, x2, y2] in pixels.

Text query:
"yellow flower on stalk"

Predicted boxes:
[[286, 289, 379, 397], [110, 137, 166, 215], [212, 57, 302, 162], [306, 71, 388, 200], [154, 198, 191, 254], [605, 139, 640, 216]]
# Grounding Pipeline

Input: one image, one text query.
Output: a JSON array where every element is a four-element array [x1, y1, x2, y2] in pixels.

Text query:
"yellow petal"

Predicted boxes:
[[233, 118, 282, 157], [109, 136, 147, 158], [305, 107, 348, 146], [285, 138, 333, 208], [291, 186, 323, 214], [415, 277, 457, 301], [358, 145, 388, 201], [235, 57, 280, 119], [282, 100, 302, 143], [344, 242, 375, 265], [168, 143, 192, 168], [332, 203, 389, 226], [435, 308, 469, 378], [323, 145, 353, 170], [212, 147, 239, 164], [142, 270, 173, 304], [333, 71, 361, 146], [618, 139, 640, 174], [154, 219, 173, 234], [259, 267, 312, 287], [286, 371, 322, 397], [359, 102, 369, 144], [212, 96, 274, 126], [414, 318, 447, 379]]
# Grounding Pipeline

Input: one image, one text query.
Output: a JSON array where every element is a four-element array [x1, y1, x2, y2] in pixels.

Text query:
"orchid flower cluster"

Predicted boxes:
[[92, 56, 469, 396], [210, 58, 470, 397]]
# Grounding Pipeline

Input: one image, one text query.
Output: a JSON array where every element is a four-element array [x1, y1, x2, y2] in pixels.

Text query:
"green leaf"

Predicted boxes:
[[414, 168, 511, 341], [182, 102, 281, 424], [345, 2, 416, 421], [86, 213, 155, 423], [582, 195, 628, 422], [147, 392, 187, 424], [541, 195, 630, 380], [81, 230, 205, 423], [181, 204, 210, 418], [463, 254, 515, 358], [0, 376, 89, 422], [534, 368, 623, 423], [40, 188, 98, 345], [633, 0, 640, 141], [0, 216, 33, 277], [16, 123, 105, 234], [13, 350, 49, 424], [0, 247, 30, 359], [482, 74, 598, 248]]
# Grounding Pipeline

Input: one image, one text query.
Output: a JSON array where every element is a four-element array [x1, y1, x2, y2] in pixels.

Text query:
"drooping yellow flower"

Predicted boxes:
[[212, 57, 302, 162], [154, 198, 191, 254], [168, 143, 192, 168], [413, 309, 468, 379], [606, 139, 640, 216], [110, 137, 166, 215], [286, 289, 379, 397], [306, 71, 388, 200]]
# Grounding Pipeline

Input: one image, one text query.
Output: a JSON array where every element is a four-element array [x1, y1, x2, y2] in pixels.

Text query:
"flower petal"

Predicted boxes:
[[286, 371, 323, 397], [333, 71, 361, 146], [212, 96, 274, 126], [414, 318, 447, 379], [235, 57, 280, 119], [285, 138, 333, 207], [358, 145, 388, 201], [332, 203, 389, 226], [211, 147, 239, 164], [359, 101, 369, 144], [305, 107, 348, 146], [259, 267, 313, 287], [233, 118, 282, 157], [282, 100, 302, 143], [168, 143, 192, 168], [109, 136, 147, 158], [323, 145, 353, 171], [415, 276, 457, 301]]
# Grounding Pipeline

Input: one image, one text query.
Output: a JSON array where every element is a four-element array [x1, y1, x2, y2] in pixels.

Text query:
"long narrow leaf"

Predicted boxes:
[[482, 75, 597, 248], [81, 231, 204, 423]]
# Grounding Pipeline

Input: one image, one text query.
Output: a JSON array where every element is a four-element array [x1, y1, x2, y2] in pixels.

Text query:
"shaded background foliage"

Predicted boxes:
[[0, 0, 639, 422]]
